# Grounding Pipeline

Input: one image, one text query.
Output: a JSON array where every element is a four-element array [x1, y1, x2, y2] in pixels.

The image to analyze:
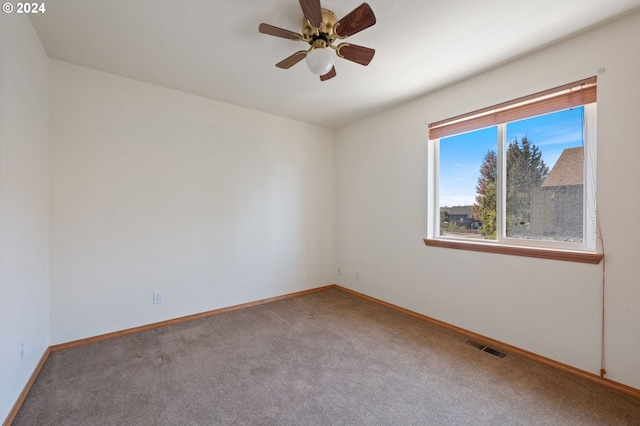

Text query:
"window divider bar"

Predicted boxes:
[[496, 124, 506, 242]]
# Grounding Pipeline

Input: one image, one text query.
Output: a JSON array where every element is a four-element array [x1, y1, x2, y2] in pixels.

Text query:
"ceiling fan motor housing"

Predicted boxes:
[[302, 8, 338, 47]]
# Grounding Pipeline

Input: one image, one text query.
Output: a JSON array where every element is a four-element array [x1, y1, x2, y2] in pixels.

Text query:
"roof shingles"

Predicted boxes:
[[541, 147, 584, 187]]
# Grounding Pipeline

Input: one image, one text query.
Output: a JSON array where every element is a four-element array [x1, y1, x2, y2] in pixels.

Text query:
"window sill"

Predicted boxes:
[[423, 238, 603, 264]]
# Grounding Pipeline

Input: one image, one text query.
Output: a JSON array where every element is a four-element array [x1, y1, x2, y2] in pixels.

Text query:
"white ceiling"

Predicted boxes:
[[30, 0, 640, 129]]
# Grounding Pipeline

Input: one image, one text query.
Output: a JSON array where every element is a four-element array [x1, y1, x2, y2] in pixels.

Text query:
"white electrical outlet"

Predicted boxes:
[[153, 291, 164, 305], [356, 270, 361, 280], [337, 266, 342, 275], [19, 340, 24, 360]]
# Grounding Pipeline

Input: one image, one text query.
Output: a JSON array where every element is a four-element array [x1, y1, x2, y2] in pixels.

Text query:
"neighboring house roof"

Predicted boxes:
[[441, 205, 474, 215], [541, 147, 584, 187]]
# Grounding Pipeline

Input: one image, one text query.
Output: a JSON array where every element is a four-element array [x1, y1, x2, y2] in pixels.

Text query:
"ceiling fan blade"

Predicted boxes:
[[320, 66, 336, 81], [299, 0, 323, 28], [334, 3, 376, 38], [336, 43, 375, 66], [276, 51, 307, 69], [259, 23, 303, 40]]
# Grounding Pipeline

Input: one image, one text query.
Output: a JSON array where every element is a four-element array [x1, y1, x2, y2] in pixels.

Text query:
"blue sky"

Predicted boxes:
[[438, 107, 584, 207]]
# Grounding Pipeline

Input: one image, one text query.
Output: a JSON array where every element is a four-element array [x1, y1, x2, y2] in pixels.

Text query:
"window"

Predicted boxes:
[[426, 78, 602, 263]]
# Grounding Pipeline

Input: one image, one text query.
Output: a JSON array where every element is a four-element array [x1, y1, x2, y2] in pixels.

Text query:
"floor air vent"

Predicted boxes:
[[463, 339, 507, 358]]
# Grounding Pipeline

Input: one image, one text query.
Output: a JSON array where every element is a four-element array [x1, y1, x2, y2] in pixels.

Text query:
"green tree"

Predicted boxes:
[[478, 182, 497, 239], [440, 209, 449, 224], [505, 136, 549, 235], [474, 150, 497, 239], [474, 138, 548, 239]]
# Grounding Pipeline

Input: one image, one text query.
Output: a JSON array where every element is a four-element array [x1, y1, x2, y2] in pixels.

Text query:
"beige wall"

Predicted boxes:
[[0, 14, 50, 421], [335, 10, 640, 390], [49, 61, 336, 344]]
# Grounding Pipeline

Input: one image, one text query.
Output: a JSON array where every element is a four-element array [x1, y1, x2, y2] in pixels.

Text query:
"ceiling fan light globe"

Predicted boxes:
[[306, 48, 334, 75]]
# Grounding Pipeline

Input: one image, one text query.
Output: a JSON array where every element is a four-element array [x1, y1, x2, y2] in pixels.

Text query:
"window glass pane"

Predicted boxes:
[[439, 127, 497, 240], [505, 107, 584, 242]]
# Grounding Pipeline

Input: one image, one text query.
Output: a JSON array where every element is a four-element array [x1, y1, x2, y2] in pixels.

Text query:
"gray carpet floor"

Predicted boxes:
[[13, 288, 640, 425]]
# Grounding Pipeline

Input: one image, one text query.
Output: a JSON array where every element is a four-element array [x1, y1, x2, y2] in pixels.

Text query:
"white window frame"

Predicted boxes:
[[425, 82, 601, 264]]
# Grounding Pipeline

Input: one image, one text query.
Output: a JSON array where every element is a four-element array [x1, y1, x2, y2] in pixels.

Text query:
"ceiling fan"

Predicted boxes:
[[259, 0, 377, 81]]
